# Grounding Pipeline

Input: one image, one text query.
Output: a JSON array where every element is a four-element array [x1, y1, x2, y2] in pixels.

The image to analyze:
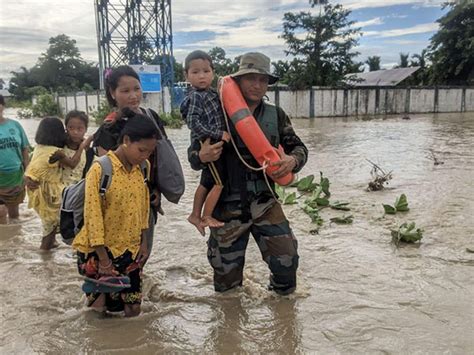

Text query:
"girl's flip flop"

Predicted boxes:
[[82, 275, 131, 293]]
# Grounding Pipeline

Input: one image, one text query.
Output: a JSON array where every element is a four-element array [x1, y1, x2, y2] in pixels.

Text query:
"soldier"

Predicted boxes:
[[188, 52, 308, 295]]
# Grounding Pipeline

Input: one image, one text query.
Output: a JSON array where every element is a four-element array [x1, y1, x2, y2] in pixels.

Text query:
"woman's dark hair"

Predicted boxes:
[[105, 66, 141, 108], [118, 107, 161, 143], [65, 110, 89, 128], [35, 116, 67, 147], [0, 94, 5, 106], [184, 50, 214, 72]]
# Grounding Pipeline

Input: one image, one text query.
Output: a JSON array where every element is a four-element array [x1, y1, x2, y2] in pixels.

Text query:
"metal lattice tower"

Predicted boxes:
[[95, 0, 174, 90]]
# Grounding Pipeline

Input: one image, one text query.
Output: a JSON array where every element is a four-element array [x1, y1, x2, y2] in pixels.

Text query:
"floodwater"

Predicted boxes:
[[1, 109, 473, 354]]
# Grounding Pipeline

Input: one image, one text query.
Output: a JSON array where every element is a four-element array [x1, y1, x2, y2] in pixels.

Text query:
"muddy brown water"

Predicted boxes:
[[1, 109, 473, 354]]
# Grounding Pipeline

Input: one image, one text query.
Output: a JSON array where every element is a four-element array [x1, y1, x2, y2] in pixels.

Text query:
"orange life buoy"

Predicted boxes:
[[219, 76, 294, 186]]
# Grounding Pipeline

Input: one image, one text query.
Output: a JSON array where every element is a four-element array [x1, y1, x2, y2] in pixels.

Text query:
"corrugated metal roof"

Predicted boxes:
[[344, 67, 420, 86]]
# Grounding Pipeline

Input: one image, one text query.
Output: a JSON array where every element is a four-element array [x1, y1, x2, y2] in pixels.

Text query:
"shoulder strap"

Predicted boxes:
[[96, 155, 113, 196], [143, 107, 166, 138], [139, 160, 149, 183]]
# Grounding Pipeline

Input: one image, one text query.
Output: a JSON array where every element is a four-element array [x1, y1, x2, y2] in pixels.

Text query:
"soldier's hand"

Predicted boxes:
[[270, 148, 297, 179], [199, 138, 224, 163]]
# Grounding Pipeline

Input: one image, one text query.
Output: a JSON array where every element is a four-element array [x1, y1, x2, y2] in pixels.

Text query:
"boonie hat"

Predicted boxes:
[[231, 52, 279, 85]]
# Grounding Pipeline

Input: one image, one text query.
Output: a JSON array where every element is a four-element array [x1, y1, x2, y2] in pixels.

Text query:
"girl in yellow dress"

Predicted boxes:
[[73, 109, 160, 317], [26, 115, 93, 250], [25, 117, 67, 250]]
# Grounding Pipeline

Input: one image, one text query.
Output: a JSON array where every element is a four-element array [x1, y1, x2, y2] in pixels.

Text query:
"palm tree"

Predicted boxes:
[[398, 53, 410, 68], [411, 49, 427, 68], [366, 56, 381, 71]]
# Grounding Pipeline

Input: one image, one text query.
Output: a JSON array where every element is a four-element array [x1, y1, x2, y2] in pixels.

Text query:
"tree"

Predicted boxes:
[[411, 49, 427, 68], [208, 47, 239, 77], [397, 53, 410, 68], [366, 56, 381, 71], [428, 1, 474, 85], [9, 34, 99, 98], [174, 60, 185, 83], [280, 2, 361, 88]]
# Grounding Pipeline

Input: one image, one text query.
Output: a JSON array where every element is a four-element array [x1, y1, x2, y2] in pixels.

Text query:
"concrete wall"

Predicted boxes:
[[271, 86, 473, 117], [57, 89, 168, 116], [58, 86, 473, 118]]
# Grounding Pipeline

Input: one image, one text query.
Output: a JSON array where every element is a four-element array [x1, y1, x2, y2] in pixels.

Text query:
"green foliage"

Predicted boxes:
[[174, 61, 185, 83], [208, 47, 239, 78], [280, 3, 361, 88], [302, 204, 324, 225], [396, 53, 410, 68], [276, 185, 298, 205], [31, 94, 60, 117], [428, 1, 474, 85], [159, 109, 184, 128], [391, 222, 424, 245], [5, 98, 32, 109], [383, 194, 410, 214], [330, 215, 353, 224], [292, 174, 318, 192], [91, 100, 112, 125], [17, 108, 34, 119], [330, 201, 351, 211], [9, 34, 99, 99], [366, 56, 381, 72]]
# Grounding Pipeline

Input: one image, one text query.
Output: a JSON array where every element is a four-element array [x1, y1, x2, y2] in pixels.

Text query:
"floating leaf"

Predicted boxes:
[[296, 175, 315, 192], [330, 201, 351, 211], [330, 215, 353, 224], [316, 197, 330, 206], [319, 172, 331, 197], [302, 204, 324, 225], [394, 194, 409, 212], [391, 222, 423, 245], [383, 204, 397, 214], [283, 192, 298, 205]]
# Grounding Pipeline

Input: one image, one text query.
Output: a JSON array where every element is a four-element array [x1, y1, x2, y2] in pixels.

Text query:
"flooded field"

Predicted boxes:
[[1, 109, 473, 353]]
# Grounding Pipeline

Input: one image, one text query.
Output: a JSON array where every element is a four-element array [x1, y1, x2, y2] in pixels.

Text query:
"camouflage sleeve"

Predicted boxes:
[[277, 107, 308, 173]]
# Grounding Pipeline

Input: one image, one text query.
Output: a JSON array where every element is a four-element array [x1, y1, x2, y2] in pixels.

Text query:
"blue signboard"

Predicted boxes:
[[139, 72, 162, 93], [130, 65, 162, 93]]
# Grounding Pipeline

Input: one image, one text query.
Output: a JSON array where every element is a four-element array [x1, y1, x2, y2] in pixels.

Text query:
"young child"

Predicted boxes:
[[25, 117, 68, 250], [50, 110, 93, 186], [180, 50, 230, 236], [73, 108, 160, 317]]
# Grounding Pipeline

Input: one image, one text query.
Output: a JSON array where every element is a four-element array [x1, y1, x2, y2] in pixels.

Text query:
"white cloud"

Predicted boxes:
[[364, 22, 439, 37], [339, 0, 444, 10], [354, 17, 384, 27]]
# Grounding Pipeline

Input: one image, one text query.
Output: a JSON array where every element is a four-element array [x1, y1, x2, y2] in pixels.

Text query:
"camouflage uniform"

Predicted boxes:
[[188, 100, 308, 295]]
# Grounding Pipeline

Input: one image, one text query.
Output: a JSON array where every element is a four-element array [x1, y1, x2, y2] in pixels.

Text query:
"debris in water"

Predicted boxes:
[[428, 149, 444, 165], [330, 215, 354, 224], [366, 159, 393, 191]]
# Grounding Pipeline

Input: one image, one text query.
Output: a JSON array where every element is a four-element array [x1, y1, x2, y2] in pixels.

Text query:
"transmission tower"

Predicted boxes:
[[95, 0, 174, 90]]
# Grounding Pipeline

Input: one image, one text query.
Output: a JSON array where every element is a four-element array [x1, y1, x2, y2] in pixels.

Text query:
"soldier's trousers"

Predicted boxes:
[[207, 199, 299, 295]]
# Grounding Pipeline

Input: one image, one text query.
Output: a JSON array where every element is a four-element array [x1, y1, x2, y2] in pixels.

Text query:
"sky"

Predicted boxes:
[[0, 0, 448, 83]]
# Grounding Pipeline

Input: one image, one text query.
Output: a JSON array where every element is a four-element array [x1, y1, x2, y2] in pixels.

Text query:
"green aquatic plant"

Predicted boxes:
[[302, 204, 324, 226], [291, 174, 318, 192], [330, 201, 351, 211], [383, 194, 409, 214], [391, 222, 423, 245], [275, 185, 298, 205], [330, 215, 354, 224]]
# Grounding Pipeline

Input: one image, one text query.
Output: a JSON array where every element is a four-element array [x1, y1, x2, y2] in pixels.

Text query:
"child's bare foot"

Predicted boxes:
[[187, 214, 205, 236], [40, 233, 58, 250], [200, 216, 224, 229]]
